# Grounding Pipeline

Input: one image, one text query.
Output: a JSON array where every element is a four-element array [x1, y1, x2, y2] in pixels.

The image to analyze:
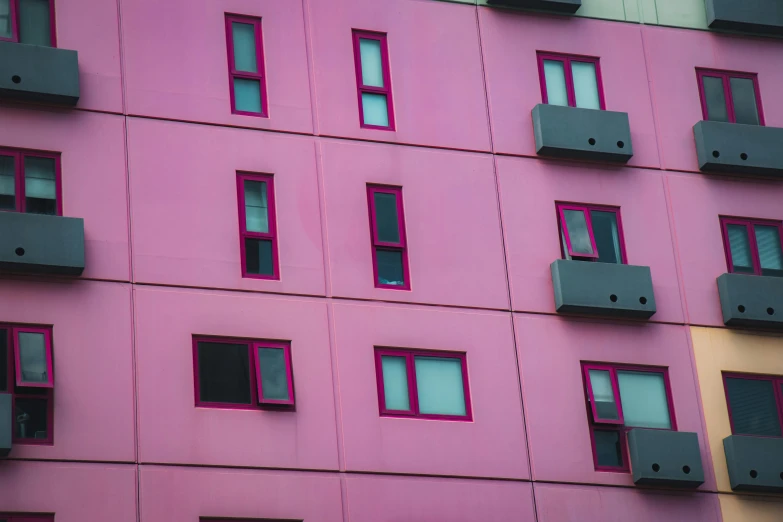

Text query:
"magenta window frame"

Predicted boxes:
[[581, 362, 677, 472], [696, 68, 765, 125], [192, 336, 294, 411], [719, 216, 783, 276], [225, 14, 268, 118], [537, 52, 606, 110], [556, 202, 627, 263], [0, 0, 56, 47], [722, 372, 783, 437], [374, 347, 472, 422], [0, 147, 62, 215], [352, 30, 395, 131], [367, 184, 410, 290], [236, 172, 279, 280]]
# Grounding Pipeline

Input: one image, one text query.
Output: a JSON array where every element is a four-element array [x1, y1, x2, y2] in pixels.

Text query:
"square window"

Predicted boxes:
[[697, 69, 763, 125], [367, 185, 409, 290], [720, 216, 783, 277], [723, 373, 783, 437], [0, 0, 55, 47], [237, 173, 279, 280], [353, 30, 394, 130], [0, 148, 61, 215], [557, 203, 625, 264], [538, 52, 604, 110], [225, 15, 267, 117], [196, 340, 252, 405]]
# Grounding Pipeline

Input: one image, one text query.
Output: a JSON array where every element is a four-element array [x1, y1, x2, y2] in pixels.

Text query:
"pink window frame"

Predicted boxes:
[[352, 30, 395, 131], [722, 372, 783, 437], [192, 336, 294, 411], [236, 172, 279, 280], [0, 147, 62, 215], [556, 202, 627, 263], [367, 184, 410, 290], [225, 14, 268, 118], [696, 68, 765, 125], [581, 362, 677, 472], [0, 0, 57, 47], [537, 52, 606, 110], [374, 347, 472, 422], [719, 216, 783, 276]]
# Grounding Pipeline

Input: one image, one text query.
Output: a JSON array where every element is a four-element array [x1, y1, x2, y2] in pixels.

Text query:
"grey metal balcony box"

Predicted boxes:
[[724, 435, 783, 493], [706, 0, 783, 36], [693, 121, 783, 178], [532, 104, 633, 163], [0, 41, 80, 107], [717, 273, 783, 329], [0, 394, 11, 457], [550, 259, 656, 319], [628, 429, 705, 488], [0, 212, 85, 276], [485, 0, 581, 14]]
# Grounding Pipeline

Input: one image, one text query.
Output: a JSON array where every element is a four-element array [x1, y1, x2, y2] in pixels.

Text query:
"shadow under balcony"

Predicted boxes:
[[485, 0, 581, 14]]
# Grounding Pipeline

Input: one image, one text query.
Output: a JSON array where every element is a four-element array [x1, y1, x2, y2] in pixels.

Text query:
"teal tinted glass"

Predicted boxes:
[[374, 192, 400, 243]]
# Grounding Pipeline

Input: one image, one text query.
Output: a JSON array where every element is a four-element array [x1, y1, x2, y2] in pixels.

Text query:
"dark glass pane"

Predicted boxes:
[[730, 77, 760, 126], [702, 76, 728, 122], [197, 341, 251, 404], [725, 377, 782, 436], [0, 329, 7, 392], [244, 238, 274, 276], [0, 0, 12, 39], [18, 0, 51, 47], [0, 154, 15, 211], [374, 192, 400, 243], [594, 429, 623, 468], [591, 211, 621, 264], [727, 224, 755, 274], [24, 156, 56, 215], [14, 397, 48, 440], [754, 225, 783, 277], [258, 347, 290, 401], [376, 248, 404, 286]]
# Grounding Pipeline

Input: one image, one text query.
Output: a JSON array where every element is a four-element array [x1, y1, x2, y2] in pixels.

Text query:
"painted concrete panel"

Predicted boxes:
[[122, 0, 313, 133], [128, 118, 325, 296], [719, 494, 783, 522], [654, 0, 708, 29], [333, 302, 529, 479], [133, 287, 339, 470], [320, 140, 509, 310], [497, 157, 683, 323], [308, 0, 491, 151]]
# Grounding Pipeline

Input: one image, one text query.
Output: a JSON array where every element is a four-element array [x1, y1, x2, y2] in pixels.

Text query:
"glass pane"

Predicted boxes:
[[243, 180, 269, 233], [361, 93, 389, 127], [572, 61, 600, 110], [381, 355, 410, 411], [563, 209, 594, 256], [359, 38, 384, 88], [197, 341, 251, 404], [18, 0, 51, 46], [591, 210, 621, 264], [231, 22, 257, 73], [730, 77, 760, 126], [244, 238, 274, 276], [588, 369, 619, 421], [617, 371, 671, 429], [24, 156, 56, 215], [0, 154, 15, 211], [754, 225, 783, 277], [376, 248, 404, 286], [374, 192, 400, 243], [0, 329, 7, 392], [18, 332, 48, 384], [14, 397, 48, 440], [233, 77, 262, 113], [257, 347, 289, 401], [414, 356, 466, 416], [543, 60, 568, 106], [594, 429, 623, 468], [725, 377, 781, 436], [0, 0, 11, 39], [702, 76, 728, 122], [727, 224, 754, 274]]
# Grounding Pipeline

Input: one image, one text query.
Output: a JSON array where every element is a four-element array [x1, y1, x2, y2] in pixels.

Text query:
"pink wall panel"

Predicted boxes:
[[321, 140, 509, 309], [497, 156, 684, 323], [515, 314, 715, 489], [480, 11, 660, 169], [0, 280, 135, 462], [666, 173, 783, 326], [308, 0, 491, 151], [345, 474, 536, 522], [139, 466, 343, 522], [128, 118, 325, 295], [0, 462, 136, 522], [121, 0, 312, 133], [0, 108, 129, 281], [134, 287, 338, 470], [535, 483, 721, 522], [644, 25, 783, 173], [333, 301, 529, 479]]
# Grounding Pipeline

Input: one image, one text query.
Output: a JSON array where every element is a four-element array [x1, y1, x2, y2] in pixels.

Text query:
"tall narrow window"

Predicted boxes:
[[0, 0, 55, 46], [720, 217, 783, 277], [225, 15, 267, 117], [723, 373, 783, 437], [0, 148, 60, 215], [237, 172, 278, 279], [367, 185, 409, 289], [557, 203, 625, 264], [697, 69, 763, 125], [352, 30, 394, 130], [538, 52, 604, 110]]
